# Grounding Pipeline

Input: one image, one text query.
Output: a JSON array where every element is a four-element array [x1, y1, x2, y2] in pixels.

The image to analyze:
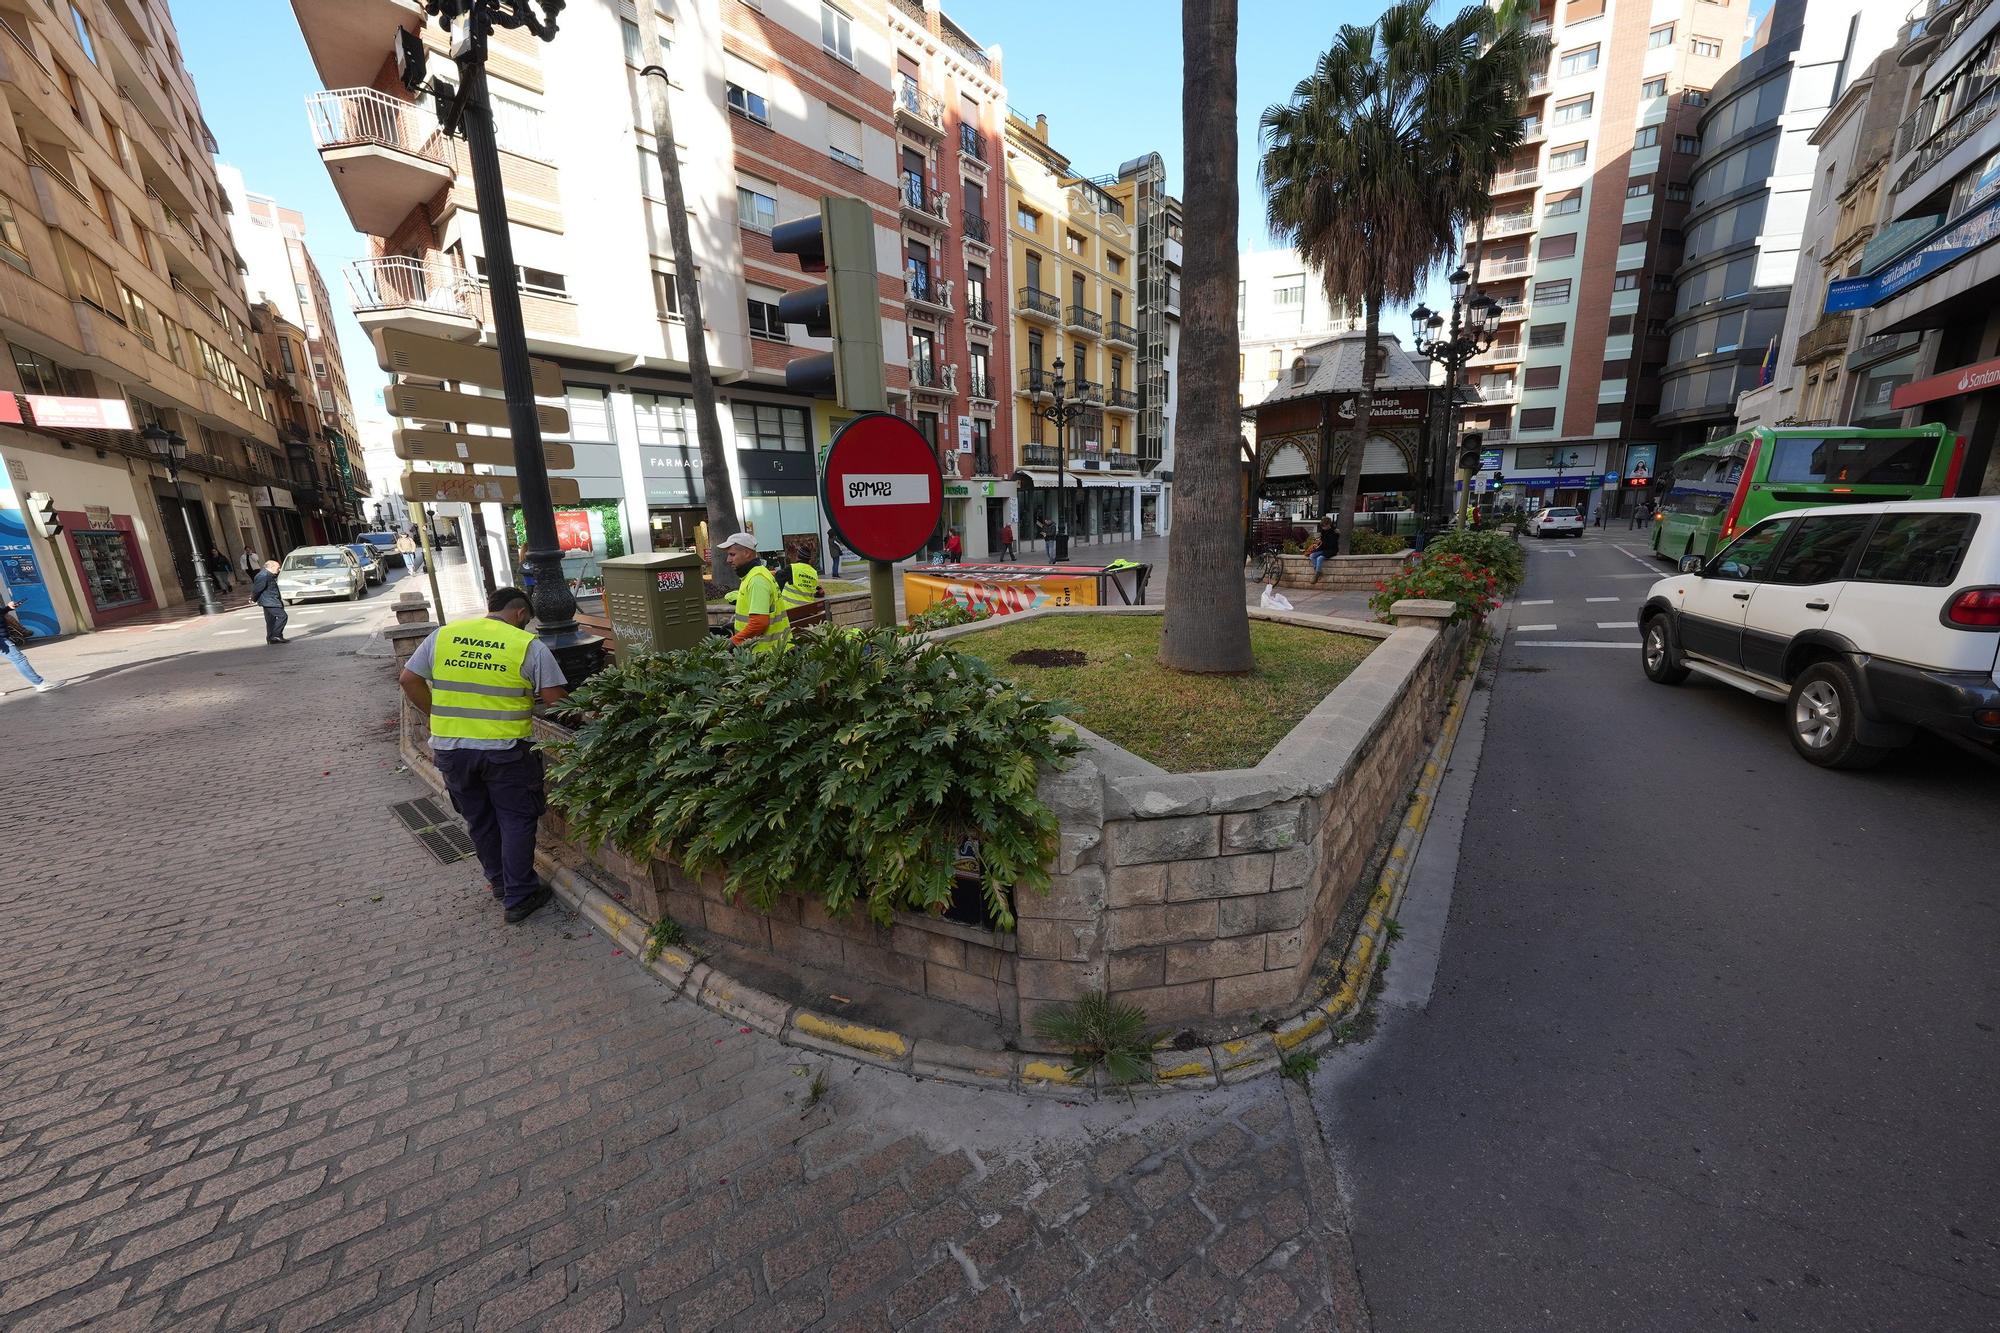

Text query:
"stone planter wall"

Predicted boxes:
[[1265, 552, 1410, 591], [401, 599, 1469, 1046], [703, 590, 874, 633]]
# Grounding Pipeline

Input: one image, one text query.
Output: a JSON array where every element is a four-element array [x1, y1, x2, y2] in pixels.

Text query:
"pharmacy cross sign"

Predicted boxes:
[[821, 412, 943, 564]]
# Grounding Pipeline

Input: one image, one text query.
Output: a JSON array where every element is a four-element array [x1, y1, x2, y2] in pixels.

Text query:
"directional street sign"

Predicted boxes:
[[393, 427, 575, 471], [820, 412, 941, 563], [375, 329, 561, 397], [401, 471, 583, 505], [385, 384, 569, 433]]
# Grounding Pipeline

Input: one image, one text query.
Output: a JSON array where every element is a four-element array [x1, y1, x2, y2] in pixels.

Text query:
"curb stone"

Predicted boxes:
[[421, 627, 1490, 1098]]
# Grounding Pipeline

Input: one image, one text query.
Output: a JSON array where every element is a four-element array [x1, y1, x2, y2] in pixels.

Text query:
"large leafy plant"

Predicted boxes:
[[1368, 551, 1503, 624], [545, 632, 1081, 929], [1424, 527, 1524, 591]]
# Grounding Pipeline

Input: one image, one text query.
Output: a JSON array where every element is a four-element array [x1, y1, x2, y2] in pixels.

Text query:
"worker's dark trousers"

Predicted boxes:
[[433, 741, 546, 906]]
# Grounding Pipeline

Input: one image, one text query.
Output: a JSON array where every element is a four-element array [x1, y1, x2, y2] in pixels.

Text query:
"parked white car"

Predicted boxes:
[[1638, 498, 2000, 768], [1532, 505, 1584, 538], [277, 546, 367, 604]]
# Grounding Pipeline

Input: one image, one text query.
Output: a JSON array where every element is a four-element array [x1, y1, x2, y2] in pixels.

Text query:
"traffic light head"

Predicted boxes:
[[24, 491, 59, 537], [771, 196, 884, 411]]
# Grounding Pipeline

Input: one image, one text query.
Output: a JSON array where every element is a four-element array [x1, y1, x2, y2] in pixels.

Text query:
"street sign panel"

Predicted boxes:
[[820, 412, 941, 563], [401, 471, 583, 504], [376, 329, 562, 397], [393, 427, 575, 471], [385, 384, 569, 433]]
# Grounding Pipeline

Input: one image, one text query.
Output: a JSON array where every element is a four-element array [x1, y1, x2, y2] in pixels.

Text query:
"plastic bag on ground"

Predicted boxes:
[[1259, 584, 1294, 612]]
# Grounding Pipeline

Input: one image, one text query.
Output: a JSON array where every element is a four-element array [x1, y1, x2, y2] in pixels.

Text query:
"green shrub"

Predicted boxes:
[[546, 633, 1080, 930], [1424, 527, 1524, 591], [903, 600, 992, 635], [1368, 551, 1503, 624], [1349, 529, 1409, 556]]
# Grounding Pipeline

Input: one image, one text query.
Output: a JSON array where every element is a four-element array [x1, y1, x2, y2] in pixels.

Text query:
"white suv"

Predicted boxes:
[[1638, 498, 2000, 768], [1532, 506, 1585, 539]]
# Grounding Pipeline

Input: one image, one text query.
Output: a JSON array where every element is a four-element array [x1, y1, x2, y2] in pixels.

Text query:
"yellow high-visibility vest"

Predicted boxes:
[[730, 563, 791, 653], [428, 617, 538, 740]]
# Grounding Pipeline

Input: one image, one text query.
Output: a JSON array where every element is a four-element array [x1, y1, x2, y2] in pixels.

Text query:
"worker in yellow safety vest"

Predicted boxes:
[[398, 585, 570, 924], [716, 532, 790, 652]]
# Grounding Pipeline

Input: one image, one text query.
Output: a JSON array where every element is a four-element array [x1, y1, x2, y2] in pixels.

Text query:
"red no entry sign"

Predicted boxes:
[[822, 412, 942, 563]]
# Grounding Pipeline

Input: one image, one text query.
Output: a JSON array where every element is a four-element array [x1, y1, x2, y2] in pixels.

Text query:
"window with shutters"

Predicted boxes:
[[1642, 76, 1667, 99], [1613, 272, 1639, 290], [1564, 0, 1605, 22], [1596, 402, 1625, 423], [1628, 180, 1653, 198], [1539, 233, 1577, 260], [726, 54, 769, 124], [1530, 322, 1568, 347], [1524, 366, 1562, 389], [821, 2, 854, 63], [1648, 23, 1675, 47], [1519, 407, 1557, 430], [1546, 190, 1582, 216], [490, 93, 547, 159], [1608, 315, 1634, 335], [1620, 222, 1650, 245], [736, 177, 778, 233], [1666, 182, 1690, 201], [1550, 142, 1588, 171], [747, 287, 787, 342], [619, 5, 675, 73], [1558, 44, 1600, 77], [1602, 359, 1632, 379], [1691, 36, 1722, 57], [827, 107, 863, 169], [1533, 279, 1572, 306], [54, 232, 120, 319], [1555, 95, 1593, 125]]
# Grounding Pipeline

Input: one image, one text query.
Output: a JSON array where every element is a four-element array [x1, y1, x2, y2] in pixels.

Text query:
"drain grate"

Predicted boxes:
[[390, 797, 476, 864]]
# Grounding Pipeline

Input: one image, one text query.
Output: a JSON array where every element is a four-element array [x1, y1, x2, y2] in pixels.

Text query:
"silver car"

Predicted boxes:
[[278, 546, 366, 604]]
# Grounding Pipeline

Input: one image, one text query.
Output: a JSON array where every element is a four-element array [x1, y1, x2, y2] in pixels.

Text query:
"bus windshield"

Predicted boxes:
[[1764, 434, 1939, 487], [1660, 444, 1747, 517]]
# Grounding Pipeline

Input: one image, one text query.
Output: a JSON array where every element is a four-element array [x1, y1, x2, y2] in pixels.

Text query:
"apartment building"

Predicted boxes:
[[1461, 0, 1738, 517], [294, 0, 924, 574], [1007, 112, 1149, 544], [0, 0, 288, 634], [1104, 154, 1180, 535], [1657, 0, 1903, 457], [1795, 0, 2000, 497], [884, 0, 1011, 558], [1238, 247, 1348, 414]]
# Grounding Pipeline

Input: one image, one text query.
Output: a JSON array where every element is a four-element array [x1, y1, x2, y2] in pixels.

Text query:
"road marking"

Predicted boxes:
[[1520, 599, 1554, 606], [215, 629, 248, 636], [1586, 596, 1620, 603], [1517, 640, 1640, 648], [148, 624, 179, 633], [1596, 620, 1632, 629], [1607, 573, 1657, 579], [1515, 624, 1558, 632]]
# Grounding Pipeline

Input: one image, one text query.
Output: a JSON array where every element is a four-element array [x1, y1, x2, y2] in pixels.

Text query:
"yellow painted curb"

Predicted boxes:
[[1019, 1059, 1080, 1086], [791, 1011, 908, 1060]]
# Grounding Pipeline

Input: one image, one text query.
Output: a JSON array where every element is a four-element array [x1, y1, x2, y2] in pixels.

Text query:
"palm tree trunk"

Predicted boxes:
[[636, 3, 742, 588], [1160, 0, 1252, 675], [1336, 281, 1381, 556]]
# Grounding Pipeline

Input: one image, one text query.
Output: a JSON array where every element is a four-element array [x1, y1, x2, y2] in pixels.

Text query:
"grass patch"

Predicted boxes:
[[958, 615, 1374, 772]]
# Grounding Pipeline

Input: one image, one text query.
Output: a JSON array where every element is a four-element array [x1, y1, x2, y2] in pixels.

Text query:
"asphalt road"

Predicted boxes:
[[1317, 526, 2000, 1333]]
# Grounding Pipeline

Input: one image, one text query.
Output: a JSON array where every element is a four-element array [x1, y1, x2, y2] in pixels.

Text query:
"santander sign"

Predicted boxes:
[[1892, 354, 2000, 410]]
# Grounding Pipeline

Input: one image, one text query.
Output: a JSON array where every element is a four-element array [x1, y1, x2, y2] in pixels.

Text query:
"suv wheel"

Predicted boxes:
[[1787, 660, 1893, 770], [1641, 614, 1689, 685]]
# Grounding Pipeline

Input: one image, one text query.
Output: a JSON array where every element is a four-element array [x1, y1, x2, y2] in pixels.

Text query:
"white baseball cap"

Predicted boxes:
[[715, 532, 757, 553]]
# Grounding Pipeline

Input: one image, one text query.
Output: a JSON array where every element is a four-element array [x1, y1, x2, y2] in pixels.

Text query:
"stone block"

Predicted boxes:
[[1107, 864, 1167, 908], [925, 964, 1001, 1015], [1152, 1047, 1219, 1089], [1055, 828, 1102, 875], [698, 974, 792, 1035], [799, 897, 878, 942], [1213, 968, 1305, 1017], [597, 842, 652, 898], [1015, 959, 1103, 1002], [1163, 936, 1267, 984], [1222, 800, 1308, 853], [840, 940, 926, 992], [662, 890, 705, 929], [1216, 896, 1261, 937], [1165, 852, 1274, 902], [1113, 777, 1213, 820], [703, 899, 771, 949], [1108, 949, 1164, 991], [1265, 928, 1307, 970], [962, 942, 1012, 981], [1273, 841, 1321, 893], [1103, 814, 1220, 867], [911, 1039, 1015, 1086], [1016, 865, 1105, 922], [1118, 980, 1215, 1024], [890, 924, 966, 970], [1016, 919, 1097, 964], [625, 874, 664, 922], [1105, 902, 1216, 950], [1038, 755, 1105, 825], [770, 919, 846, 972], [1257, 888, 1310, 932]]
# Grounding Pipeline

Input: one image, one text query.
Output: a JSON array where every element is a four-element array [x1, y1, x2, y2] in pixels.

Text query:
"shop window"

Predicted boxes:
[[732, 401, 809, 452]]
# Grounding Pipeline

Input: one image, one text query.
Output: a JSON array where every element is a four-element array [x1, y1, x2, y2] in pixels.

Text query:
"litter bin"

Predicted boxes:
[[600, 550, 707, 657]]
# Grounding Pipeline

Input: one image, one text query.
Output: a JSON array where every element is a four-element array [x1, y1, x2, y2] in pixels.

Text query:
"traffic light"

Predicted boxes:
[[24, 491, 59, 537], [771, 196, 885, 412]]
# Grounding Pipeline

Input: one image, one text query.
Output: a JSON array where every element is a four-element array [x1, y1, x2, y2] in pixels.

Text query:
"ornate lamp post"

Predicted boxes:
[[1553, 446, 1584, 505], [1412, 267, 1501, 528], [143, 424, 225, 616], [1040, 356, 1080, 562]]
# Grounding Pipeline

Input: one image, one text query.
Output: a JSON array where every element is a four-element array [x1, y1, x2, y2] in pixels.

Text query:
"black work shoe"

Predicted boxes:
[[504, 885, 553, 924], [488, 881, 505, 901]]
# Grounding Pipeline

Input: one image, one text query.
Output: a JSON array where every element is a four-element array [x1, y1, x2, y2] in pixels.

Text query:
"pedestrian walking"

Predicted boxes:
[[1038, 517, 1054, 560], [396, 531, 424, 576], [399, 586, 568, 924], [999, 522, 1015, 561], [2, 600, 59, 692], [241, 547, 260, 582], [250, 559, 287, 644], [205, 544, 234, 593], [944, 529, 963, 564], [824, 531, 843, 578]]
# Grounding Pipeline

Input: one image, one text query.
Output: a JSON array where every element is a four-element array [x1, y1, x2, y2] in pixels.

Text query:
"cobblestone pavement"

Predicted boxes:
[[2, 592, 1349, 1330]]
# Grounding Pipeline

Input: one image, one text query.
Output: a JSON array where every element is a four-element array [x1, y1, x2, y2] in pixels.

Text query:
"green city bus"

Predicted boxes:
[[1649, 424, 1965, 562]]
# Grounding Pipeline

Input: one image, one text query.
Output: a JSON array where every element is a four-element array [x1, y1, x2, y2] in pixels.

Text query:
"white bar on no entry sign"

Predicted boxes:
[[842, 474, 931, 505]]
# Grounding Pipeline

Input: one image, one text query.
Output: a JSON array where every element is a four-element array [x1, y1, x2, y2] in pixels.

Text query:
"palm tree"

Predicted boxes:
[[1160, 0, 1253, 674], [1260, 0, 1545, 554]]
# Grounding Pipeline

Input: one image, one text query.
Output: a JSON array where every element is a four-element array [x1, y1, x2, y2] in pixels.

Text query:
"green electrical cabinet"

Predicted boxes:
[[600, 551, 708, 656]]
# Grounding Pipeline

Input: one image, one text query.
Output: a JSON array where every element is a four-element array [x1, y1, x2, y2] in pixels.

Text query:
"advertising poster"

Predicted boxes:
[[0, 456, 59, 636], [554, 509, 595, 553], [903, 564, 1105, 618]]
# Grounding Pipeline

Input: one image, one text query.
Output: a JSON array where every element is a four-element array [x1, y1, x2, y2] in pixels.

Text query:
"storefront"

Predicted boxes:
[[1016, 476, 1137, 545], [2, 438, 175, 629], [62, 512, 155, 621]]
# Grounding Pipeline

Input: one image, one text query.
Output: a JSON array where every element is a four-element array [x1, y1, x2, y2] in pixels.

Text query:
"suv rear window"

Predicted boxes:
[[1852, 513, 1978, 586]]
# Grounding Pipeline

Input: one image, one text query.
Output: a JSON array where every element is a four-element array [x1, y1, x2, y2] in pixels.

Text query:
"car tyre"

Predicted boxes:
[[1641, 614, 1689, 685], [1786, 660, 1893, 770]]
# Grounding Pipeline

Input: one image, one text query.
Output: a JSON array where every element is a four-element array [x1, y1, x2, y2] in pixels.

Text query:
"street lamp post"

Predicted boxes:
[[1040, 357, 1080, 562], [1553, 447, 1583, 506], [1411, 268, 1501, 530], [144, 425, 225, 616]]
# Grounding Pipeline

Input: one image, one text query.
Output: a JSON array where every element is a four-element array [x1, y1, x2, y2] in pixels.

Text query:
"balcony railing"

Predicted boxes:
[[959, 123, 987, 165], [1492, 166, 1540, 191], [1482, 257, 1532, 279], [1023, 444, 1063, 468], [1108, 387, 1141, 409], [1066, 304, 1102, 334], [973, 452, 997, 475], [964, 294, 994, 324], [962, 210, 990, 246], [904, 268, 954, 313], [966, 371, 997, 399], [1893, 77, 2000, 194], [910, 360, 958, 394], [1473, 342, 1522, 364], [894, 76, 944, 134], [1105, 319, 1139, 346], [1070, 377, 1103, 404], [1486, 211, 1535, 237], [305, 88, 447, 165], [345, 256, 478, 319], [1794, 311, 1853, 365], [1493, 298, 1530, 320], [1019, 367, 1053, 396], [1475, 379, 1518, 402], [1519, 118, 1544, 142], [899, 173, 948, 224], [1018, 287, 1060, 320]]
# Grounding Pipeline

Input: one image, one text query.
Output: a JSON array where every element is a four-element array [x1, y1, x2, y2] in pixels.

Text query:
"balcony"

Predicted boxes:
[[1468, 426, 1512, 445], [898, 173, 948, 229], [910, 360, 957, 398], [1105, 319, 1139, 348], [1492, 298, 1530, 322], [1486, 211, 1535, 238], [1166, 283, 1181, 316], [1022, 444, 1063, 468], [306, 89, 451, 237], [1472, 342, 1522, 365], [1070, 377, 1104, 404], [1793, 311, 1853, 365], [1519, 118, 1545, 144], [1018, 287, 1060, 323], [959, 123, 988, 170], [1018, 367, 1053, 398], [345, 256, 480, 338], [292, 0, 425, 89], [962, 210, 991, 250], [1474, 378, 1519, 404], [904, 269, 954, 318], [1491, 166, 1540, 193], [966, 371, 997, 401], [1103, 452, 1140, 471], [1106, 387, 1141, 412], [964, 293, 995, 327], [1066, 304, 1102, 335], [893, 76, 944, 137], [1482, 256, 1532, 281]]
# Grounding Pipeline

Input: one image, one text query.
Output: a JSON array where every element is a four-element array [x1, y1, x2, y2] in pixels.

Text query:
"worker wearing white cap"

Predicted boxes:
[[716, 532, 790, 653]]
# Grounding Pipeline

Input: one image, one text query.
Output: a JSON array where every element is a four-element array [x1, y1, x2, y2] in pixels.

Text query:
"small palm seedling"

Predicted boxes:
[[1031, 991, 1156, 1086]]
